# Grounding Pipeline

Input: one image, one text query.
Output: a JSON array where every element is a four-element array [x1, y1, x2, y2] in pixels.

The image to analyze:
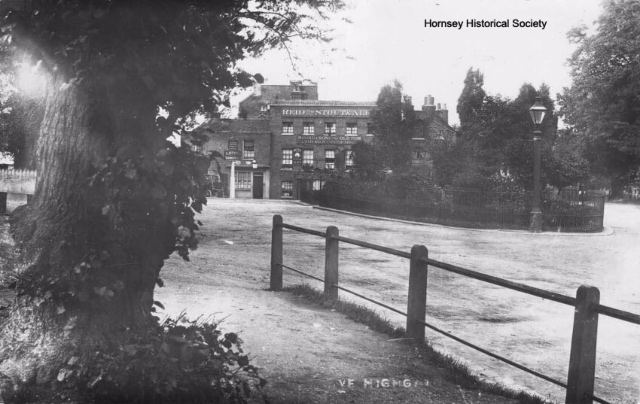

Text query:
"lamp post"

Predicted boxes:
[[529, 96, 547, 233]]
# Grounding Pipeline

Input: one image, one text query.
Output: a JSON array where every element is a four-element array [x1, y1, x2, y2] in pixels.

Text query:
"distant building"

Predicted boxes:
[[193, 80, 456, 200]]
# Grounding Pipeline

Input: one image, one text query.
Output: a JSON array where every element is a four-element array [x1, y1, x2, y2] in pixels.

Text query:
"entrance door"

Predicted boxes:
[[252, 172, 264, 199]]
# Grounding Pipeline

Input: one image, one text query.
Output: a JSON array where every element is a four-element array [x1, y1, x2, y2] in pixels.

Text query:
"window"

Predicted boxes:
[[325, 149, 335, 170], [325, 122, 336, 135], [260, 105, 269, 112], [235, 172, 251, 190], [367, 122, 374, 135], [303, 122, 314, 135], [282, 148, 293, 170], [303, 149, 314, 166], [191, 144, 202, 153], [312, 180, 325, 191], [281, 181, 293, 198], [282, 122, 294, 135], [345, 149, 354, 169], [243, 140, 255, 159], [412, 150, 426, 166], [346, 122, 358, 136]]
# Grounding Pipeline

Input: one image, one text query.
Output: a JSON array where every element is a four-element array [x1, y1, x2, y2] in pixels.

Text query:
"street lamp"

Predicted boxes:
[[529, 96, 547, 233]]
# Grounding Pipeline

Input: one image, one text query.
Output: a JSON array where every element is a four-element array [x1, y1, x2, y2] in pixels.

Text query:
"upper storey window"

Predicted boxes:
[[325, 122, 336, 136], [303, 122, 314, 135], [282, 122, 294, 135], [346, 122, 358, 136]]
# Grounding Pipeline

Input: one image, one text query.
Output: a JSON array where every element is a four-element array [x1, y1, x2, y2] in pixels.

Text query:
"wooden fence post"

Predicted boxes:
[[566, 285, 600, 404], [407, 245, 428, 342], [270, 215, 283, 291], [324, 226, 339, 300]]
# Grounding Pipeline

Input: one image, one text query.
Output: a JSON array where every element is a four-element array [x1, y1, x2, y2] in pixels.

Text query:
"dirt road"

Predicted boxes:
[[157, 199, 640, 404]]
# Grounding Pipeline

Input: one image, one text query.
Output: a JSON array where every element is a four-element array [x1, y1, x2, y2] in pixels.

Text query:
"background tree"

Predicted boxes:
[[559, 0, 640, 196], [501, 83, 559, 190], [0, 63, 44, 169], [369, 80, 416, 173], [0, 0, 344, 402], [457, 68, 486, 135], [431, 141, 476, 187], [454, 71, 571, 191], [350, 140, 382, 179], [0, 94, 43, 170], [545, 129, 590, 191]]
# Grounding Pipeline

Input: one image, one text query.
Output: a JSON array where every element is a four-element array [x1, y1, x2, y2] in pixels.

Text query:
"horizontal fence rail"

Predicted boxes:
[[269, 215, 639, 404]]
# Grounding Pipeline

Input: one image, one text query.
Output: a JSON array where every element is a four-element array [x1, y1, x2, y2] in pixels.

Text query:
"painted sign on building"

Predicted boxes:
[[224, 150, 241, 160], [293, 148, 303, 166], [228, 139, 239, 151], [282, 109, 370, 117], [297, 136, 361, 145]]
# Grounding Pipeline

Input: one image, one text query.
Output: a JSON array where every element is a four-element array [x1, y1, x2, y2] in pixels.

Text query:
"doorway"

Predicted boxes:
[[252, 172, 264, 199]]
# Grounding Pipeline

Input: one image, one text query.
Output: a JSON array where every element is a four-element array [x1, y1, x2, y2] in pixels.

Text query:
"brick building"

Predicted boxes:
[[194, 80, 456, 200]]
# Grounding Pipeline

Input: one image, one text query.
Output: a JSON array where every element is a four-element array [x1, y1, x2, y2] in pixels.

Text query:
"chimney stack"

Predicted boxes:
[[422, 94, 436, 120], [435, 102, 449, 124], [424, 95, 435, 106]]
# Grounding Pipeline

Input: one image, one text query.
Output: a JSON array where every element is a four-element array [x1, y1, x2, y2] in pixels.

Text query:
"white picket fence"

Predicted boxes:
[[0, 169, 37, 181]]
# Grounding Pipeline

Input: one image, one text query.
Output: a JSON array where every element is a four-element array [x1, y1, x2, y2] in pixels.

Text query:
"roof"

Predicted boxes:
[[196, 118, 270, 134]]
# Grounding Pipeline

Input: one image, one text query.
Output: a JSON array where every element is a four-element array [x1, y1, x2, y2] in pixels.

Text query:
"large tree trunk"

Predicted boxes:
[[0, 73, 175, 403]]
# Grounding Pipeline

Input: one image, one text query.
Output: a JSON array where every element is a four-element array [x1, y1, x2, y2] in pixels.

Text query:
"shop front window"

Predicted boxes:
[[281, 181, 293, 198], [235, 172, 251, 190]]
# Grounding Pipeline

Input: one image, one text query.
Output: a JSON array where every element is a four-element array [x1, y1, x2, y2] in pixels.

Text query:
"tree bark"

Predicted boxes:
[[0, 73, 174, 403]]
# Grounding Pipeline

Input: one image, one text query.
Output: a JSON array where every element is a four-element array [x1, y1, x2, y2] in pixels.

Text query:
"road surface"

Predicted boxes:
[[161, 199, 640, 403]]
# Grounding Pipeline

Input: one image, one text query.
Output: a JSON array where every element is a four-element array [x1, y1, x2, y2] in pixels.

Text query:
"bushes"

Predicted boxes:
[[321, 174, 604, 232], [81, 315, 263, 403]]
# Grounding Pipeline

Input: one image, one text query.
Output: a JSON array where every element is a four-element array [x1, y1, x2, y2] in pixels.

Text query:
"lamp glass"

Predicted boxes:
[[529, 97, 547, 125]]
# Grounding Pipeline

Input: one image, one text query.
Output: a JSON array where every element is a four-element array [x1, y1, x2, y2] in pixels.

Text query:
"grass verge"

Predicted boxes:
[[283, 283, 550, 404]]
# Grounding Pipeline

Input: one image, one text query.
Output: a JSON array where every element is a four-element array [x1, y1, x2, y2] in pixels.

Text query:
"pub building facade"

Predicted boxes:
[[193, 80, 456, 200]]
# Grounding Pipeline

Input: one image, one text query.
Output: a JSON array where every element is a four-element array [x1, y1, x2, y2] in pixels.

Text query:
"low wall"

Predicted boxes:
[[0, 170, 37, 214]]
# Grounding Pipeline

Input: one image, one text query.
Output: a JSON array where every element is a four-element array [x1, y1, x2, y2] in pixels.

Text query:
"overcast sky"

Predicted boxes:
[[235, 0, 604, 125]]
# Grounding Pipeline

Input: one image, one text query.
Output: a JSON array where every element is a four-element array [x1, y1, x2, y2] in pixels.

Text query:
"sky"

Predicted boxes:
[[235, 0, 605, 126]]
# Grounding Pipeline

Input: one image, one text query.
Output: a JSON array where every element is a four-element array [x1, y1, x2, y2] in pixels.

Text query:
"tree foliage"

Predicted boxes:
[[0, 94, 42, 169], [457, 67, 486, 134], [558, 0, 640, 191], [368, 80, 416, 173], [453, 70, 589, 191], [0, 0, 344, 402]]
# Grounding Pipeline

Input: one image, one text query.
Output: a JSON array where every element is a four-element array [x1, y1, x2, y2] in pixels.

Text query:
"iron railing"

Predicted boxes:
[[315, 183, 606, 232]]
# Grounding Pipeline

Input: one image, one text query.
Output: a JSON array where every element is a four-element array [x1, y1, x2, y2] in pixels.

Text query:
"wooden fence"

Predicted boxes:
[[269, 214, 640, 404]]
